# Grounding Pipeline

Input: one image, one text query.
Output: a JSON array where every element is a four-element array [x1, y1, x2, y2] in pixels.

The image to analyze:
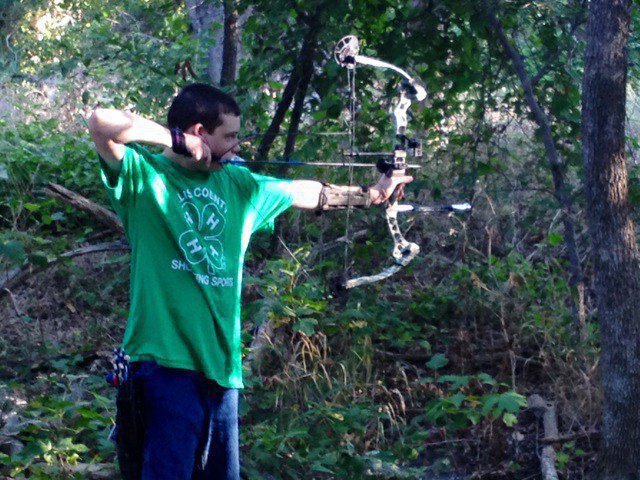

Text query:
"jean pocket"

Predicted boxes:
[[131, 360, 159, 380]]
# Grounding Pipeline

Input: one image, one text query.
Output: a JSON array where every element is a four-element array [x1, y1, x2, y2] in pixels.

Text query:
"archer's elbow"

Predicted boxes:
[[88, 107, 109, 139], [88, 108, 133, 143]]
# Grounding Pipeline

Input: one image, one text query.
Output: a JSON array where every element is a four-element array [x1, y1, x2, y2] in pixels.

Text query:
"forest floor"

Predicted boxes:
[[0, 244, 600, 479]]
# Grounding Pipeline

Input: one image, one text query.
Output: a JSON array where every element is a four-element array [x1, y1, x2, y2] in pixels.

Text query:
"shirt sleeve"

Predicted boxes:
[[98, 143, 148, 232], [247, 172, 294, 234]]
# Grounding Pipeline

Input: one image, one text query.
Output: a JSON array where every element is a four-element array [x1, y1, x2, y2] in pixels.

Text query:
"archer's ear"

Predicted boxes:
[[193, 123, 209, 137], [184, 123, 204, 136]]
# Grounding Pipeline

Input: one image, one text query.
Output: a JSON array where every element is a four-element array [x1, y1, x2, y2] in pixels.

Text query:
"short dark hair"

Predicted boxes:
[[167, 83, 241, 133]]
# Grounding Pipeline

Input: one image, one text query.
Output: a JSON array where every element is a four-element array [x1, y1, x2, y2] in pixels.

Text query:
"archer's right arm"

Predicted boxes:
[[87, 108, 173, 174]]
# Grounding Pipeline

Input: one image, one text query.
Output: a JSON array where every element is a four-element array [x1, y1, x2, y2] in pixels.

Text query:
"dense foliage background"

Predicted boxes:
[[1, 0, 639, 478]]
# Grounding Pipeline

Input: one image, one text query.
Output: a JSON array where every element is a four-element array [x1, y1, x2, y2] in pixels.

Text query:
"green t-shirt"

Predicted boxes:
[[99, 143, 293, 388]]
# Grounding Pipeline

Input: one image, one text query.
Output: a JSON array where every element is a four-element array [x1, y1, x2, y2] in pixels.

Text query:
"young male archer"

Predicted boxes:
[[89, 82, 412, 479]]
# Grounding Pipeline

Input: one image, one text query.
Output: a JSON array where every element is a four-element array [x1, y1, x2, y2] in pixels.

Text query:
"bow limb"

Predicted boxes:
[[342, 197, 473, 290], [342, 172, 420, 290]]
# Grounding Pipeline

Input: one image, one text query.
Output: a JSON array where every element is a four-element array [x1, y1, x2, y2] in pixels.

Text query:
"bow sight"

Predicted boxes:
[[334, 35, 425, 176]]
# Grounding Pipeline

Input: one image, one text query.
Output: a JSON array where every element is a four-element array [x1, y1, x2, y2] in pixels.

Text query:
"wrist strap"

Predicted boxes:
[[316, 183, 372, 211], [170, 128, 190, 156]]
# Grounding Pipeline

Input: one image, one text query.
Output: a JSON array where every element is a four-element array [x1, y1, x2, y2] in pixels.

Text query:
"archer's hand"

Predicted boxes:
[[370, 172, 413, 205], [183, 133, 215, 170]]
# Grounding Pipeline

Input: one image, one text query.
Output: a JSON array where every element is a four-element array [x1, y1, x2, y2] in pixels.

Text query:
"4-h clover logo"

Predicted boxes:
[[179, 202, 227, 273]]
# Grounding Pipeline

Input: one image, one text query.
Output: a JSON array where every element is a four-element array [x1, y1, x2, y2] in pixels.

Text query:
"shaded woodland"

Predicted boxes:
[[1, 0, 640, 478]]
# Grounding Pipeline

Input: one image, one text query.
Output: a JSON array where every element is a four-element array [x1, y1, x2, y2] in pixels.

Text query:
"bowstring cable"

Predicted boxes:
[[343, 65, 357, 277]]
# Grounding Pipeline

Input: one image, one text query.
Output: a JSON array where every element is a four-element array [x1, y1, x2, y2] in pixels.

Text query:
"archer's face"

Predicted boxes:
[[202, 113, 241, 162]]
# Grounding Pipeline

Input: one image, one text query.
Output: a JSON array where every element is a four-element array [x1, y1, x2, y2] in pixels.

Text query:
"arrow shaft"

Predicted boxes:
[[222, 159, 421, 169]]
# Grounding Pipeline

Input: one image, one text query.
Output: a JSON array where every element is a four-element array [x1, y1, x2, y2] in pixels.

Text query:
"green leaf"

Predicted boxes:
[[426, 353, 449, 371], [547, 232, 563, 247], [77, 408, 107, 420], [293, 318, 318, 336], [311, 462, 334, 474], [437, 375, 470, 389], [450, 393, 465, 408], [556, 451, 570, 469], [497, 391, 526, 415], [311, 110, 326, 121], [23, 203, 41, 212], [502, 412, 518, 427], [467, 411, 481, 425], [57, 437, 89, 453], [476, 373, 497, 386], [481, 394, 499, 415], [284, 428, 309, 439]]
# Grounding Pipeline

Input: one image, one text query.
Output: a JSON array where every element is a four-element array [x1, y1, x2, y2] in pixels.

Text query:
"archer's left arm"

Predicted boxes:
[[290, 174, 413, 210]]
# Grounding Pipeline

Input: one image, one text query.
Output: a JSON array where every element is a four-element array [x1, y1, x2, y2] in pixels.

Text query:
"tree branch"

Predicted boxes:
[[0, 240, 129, 295], [484, 0, 586, 340]]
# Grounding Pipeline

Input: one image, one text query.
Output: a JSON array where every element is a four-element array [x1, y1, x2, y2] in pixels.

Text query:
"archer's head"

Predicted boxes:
[[168, 83, 241, 162]]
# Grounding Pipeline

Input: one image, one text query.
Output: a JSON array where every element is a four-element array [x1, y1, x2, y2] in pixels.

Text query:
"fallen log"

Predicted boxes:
[[527, 394, 560, 480], [0, 240, 129, 295], [45, 182, 123, 234]]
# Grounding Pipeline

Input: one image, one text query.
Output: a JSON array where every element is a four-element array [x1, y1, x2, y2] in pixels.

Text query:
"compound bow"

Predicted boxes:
[[332, 35, 470, 289]]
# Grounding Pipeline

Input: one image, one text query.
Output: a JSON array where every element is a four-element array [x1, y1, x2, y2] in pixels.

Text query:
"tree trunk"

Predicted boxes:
[[220, 0, 239, 86], [185, 0, 247, 85], [283, 39, 315, 160], [256, 14, 320, 160], [582, 0, 640, 478], [269, 24, 318, 254], [184, 0, 225, 84]]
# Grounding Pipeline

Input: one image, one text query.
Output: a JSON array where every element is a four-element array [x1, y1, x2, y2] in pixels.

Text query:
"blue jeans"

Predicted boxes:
[[116, 361, 239, 480]]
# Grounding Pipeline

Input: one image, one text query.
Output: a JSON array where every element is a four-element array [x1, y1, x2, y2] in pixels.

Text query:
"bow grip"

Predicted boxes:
[[387, 169, 406, 205]]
